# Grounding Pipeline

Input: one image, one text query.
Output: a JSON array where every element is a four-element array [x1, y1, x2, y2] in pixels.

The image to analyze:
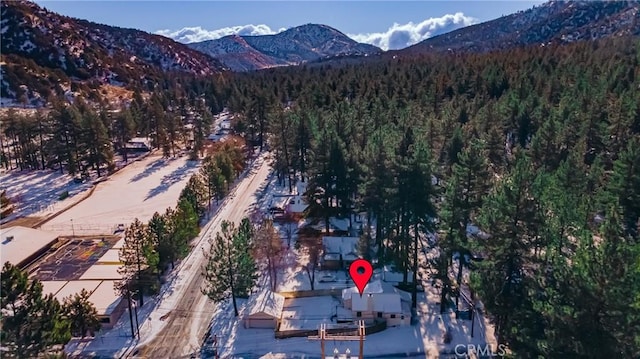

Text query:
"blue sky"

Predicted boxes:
[[34, 1, 546, 50]]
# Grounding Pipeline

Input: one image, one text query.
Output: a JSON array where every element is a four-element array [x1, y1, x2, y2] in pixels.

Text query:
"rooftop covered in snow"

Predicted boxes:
[[245, 289, 285, 319], [0, 226, 59, 268], [322, 236, 359, 260]]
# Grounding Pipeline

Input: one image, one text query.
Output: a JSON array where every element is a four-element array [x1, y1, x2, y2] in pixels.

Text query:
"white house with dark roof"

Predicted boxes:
[[341, 280, 412, 327]]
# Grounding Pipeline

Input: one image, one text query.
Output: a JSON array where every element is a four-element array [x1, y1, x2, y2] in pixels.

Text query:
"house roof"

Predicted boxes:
[[372, 294, 402, 313], [322, 236, 359, 257], [245, 289, 284, 319], [286, 197, 308, 214], [382, 265, 414, 284], [0, 226, 59, 267], [342, 280, 410, 314], [341, 279, 386, 300], [351, 294, 369, 312]]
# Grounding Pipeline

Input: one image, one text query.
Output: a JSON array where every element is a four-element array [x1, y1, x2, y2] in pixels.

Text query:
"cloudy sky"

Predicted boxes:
[[35, 1, 545, 50]]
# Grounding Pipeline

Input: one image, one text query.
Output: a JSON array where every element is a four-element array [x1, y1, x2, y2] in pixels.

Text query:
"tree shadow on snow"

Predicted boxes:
[[144, 161, 197, 201], [130, 159, 171, 183]]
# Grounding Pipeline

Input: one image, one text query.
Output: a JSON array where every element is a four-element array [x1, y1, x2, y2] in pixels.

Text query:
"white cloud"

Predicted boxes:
[[348, 13, 478, 50], [157, 12, 477, 50], [155, 24, 287, 43]]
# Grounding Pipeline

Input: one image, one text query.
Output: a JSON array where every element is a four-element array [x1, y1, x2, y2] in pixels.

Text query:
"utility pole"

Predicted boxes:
[[213, 334, 219, 359], [134, 301, 140, 339], [358, 321, 364, 359], [126, 288, 135, 339], [309, 320, 365, 359]]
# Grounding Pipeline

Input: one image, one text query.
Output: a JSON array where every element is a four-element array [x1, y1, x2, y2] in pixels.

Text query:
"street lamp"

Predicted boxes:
[[71, 218, 75, 237]]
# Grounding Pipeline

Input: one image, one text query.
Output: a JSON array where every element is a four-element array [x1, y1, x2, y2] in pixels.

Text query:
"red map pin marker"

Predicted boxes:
[[349, 258, 373, 296]]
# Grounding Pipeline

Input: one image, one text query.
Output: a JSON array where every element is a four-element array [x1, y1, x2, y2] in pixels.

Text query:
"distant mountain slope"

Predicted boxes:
[[187, 35, 289, 72], [189, 24, 381, 72], [400, 0, 640, 54], [1, 0, 227, 105]]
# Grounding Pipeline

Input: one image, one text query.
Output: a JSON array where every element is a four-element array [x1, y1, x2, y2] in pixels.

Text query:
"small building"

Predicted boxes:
[[89, 280, 127, 328], [0, 226, 59, 268], [341, 280, 412, 327], [285, 197, 308, 216], [40, 279, 126, 329], [321, 236, 360, 270], [244, 290, 284, 329], [124, 137, 152, 152]]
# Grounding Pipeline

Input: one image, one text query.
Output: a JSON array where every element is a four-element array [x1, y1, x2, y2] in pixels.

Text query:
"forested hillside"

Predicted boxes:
[[226, 36, 640, 357], [0, 77, 228, 175], [0, 0, 227, 106]]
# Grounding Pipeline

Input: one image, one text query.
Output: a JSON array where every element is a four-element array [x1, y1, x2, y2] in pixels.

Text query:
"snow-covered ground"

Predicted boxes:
[[0, 169, 93, 223], [65, 153, 272, 358], [131, 153, 272, 356], [65, 158, 497, 358], [204, 289, 494, 358], [280, 296, 339, 331], [41, 153, 199, 235], [199, 174, 497, 358]]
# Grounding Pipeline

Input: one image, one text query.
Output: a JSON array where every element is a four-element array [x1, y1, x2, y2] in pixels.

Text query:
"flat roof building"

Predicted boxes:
[[54, 280, 102, 302], [79, 264, 122, 280], [41, 279, 125, 328], [96, 249, 121, 264], [89, 280, 126, 327], [0, 226, 59, 268]]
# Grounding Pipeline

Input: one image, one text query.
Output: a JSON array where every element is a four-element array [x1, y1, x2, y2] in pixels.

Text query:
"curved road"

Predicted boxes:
[[133, 154, 272, 358]]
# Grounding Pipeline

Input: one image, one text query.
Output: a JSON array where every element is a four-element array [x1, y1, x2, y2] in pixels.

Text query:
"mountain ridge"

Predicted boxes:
[[0, 0, 227, 106], [399, 0, 640, 55], [188, 23, 381, 72]]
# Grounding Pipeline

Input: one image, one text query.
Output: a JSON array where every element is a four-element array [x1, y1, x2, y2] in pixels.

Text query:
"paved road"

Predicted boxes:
[[133, 154, 272, 358]]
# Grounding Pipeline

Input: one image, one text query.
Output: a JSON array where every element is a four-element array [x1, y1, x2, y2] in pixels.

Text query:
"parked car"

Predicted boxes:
[[114, 224, 125, 234], [318, 273, 337, 283]]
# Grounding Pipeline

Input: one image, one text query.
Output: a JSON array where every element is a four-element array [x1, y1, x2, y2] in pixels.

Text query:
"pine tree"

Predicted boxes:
[[1, 263, 71, 358], [471, 154, 544, 349], [114, 109, 135, 163], [180, 175, 207, 218], [62, 289, 100, 338], [202, 219, 257, 316], [117, 219, 156, 306], [445, 139, 491, 305], [81, 109, 114, 177], [148, 211, 170, 272], [173, 198, 200, 248], [536, 207, 640, 357], [606, 138, 640, 239]]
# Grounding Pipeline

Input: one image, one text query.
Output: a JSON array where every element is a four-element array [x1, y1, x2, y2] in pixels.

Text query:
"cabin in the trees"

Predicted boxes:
[[341, 280, 412, 327], [321, 236, 360, 270], [124, 137, 152, 152]]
